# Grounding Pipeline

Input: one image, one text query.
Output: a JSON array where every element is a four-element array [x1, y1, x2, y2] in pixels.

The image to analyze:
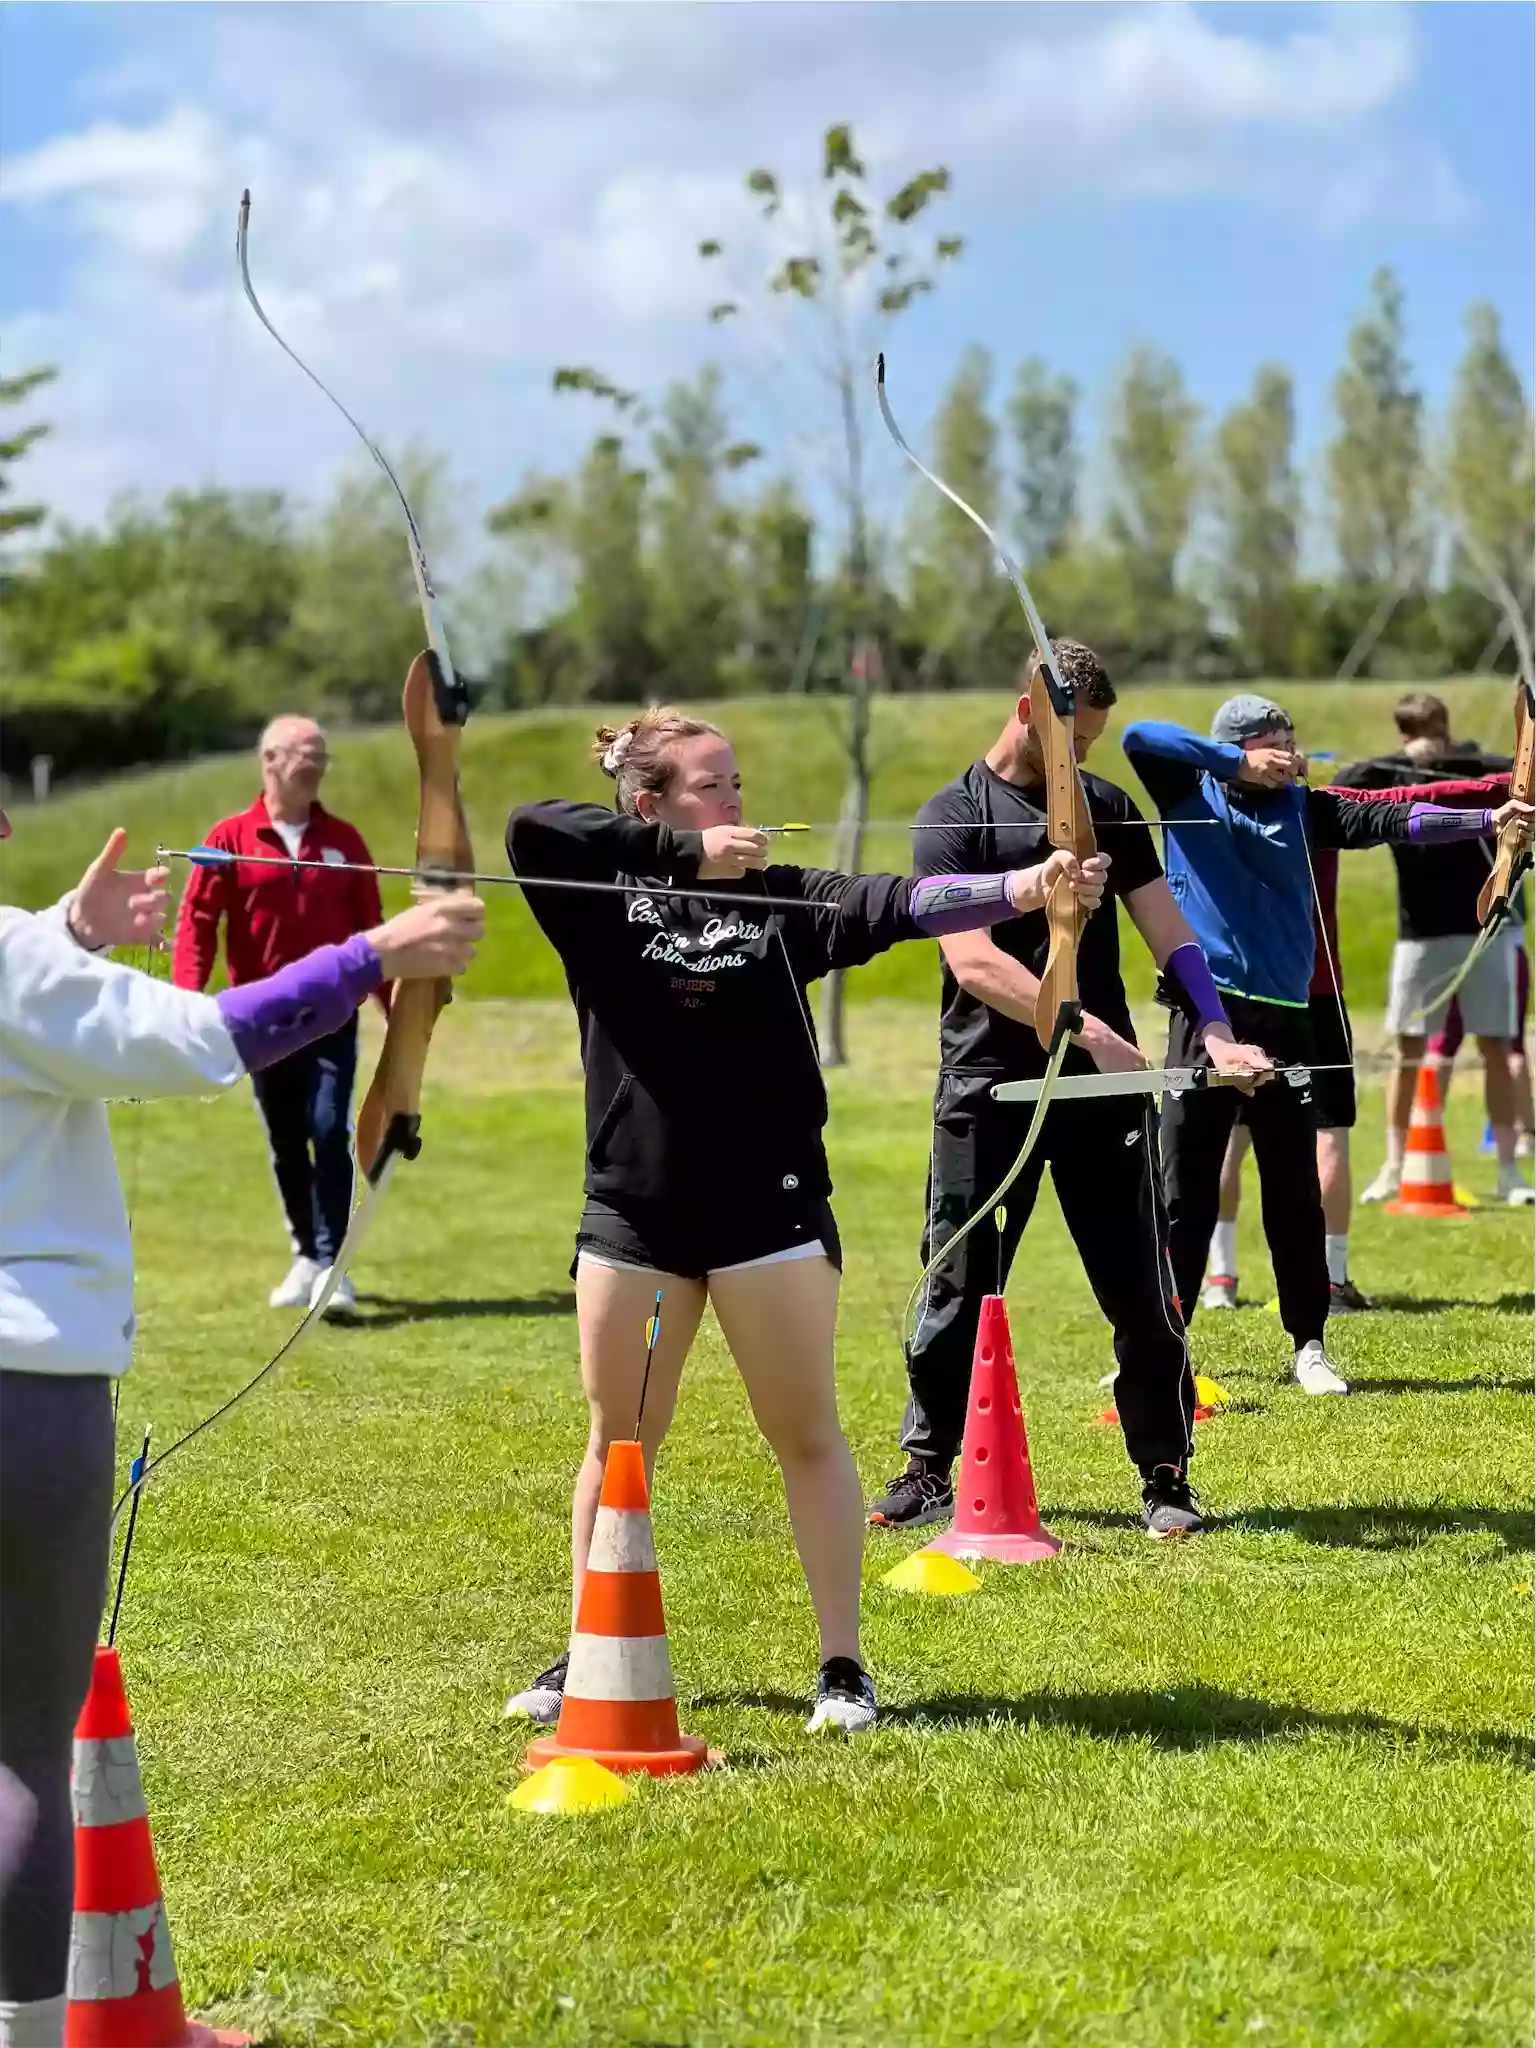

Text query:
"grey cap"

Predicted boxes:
[[1211, 694, 1293, 745]]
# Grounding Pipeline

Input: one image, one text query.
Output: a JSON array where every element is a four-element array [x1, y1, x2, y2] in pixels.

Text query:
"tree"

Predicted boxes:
[[1105, 345, 1201, 609], [649, 367, 750, 699], [568, 434, 654, 702], [1445, 302, 1533, 612], [903, 347, 1012, 687], [735, 478, 815, 693], [1010, 357, 1079, 565], [699, 123, 962, 1061], [1328, 266, 1424, 584], [1210, 366, 1301, 675], [0, 364, 57, 548], [286, 452, 446, 722]]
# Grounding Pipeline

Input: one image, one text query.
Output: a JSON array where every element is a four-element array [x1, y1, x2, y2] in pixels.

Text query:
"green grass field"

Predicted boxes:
[[109, 998, 1531, 2048], [10, 681, 1532, 2044]]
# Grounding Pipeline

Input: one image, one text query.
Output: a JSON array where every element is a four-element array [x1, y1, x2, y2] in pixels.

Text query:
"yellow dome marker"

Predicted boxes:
[[881, 1550, 982, 1597], [1194, 1374, 1230, 1409], [509, 1757, 632, 1814]]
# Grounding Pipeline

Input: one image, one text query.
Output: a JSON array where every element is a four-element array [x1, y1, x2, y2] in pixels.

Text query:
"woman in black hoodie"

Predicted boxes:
[[503, 706, 1104, 1736]]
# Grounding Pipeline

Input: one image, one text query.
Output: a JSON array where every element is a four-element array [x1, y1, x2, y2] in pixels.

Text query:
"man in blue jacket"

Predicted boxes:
[[1122, 695, 1528, 1396]]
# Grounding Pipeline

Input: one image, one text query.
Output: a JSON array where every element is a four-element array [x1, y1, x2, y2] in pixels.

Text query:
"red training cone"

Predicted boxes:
[[66, 1647, 251, 2047], [929, 1295, 1062, 1563], [525, 1441, 709, 1776], [1387, 1064, 1468, 1217]]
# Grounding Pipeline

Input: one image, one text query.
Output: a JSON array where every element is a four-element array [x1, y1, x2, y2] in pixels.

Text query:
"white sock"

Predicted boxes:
[[0, 1995, 67, 2048], [1209, 1220, 1238, 1278], [1325, 1234, 1349, 1285]]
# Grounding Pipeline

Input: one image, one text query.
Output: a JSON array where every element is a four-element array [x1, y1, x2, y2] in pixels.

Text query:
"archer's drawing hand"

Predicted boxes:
[[1076, 1014, 1149, 1075], [367, 894, 484, 979], [1017, 849, 1109, 915], [699, 826, 769, 880], [1204, 1032, 1274, 1094], [70, 829, 172, 952], [1235, 744, 1300, 790]]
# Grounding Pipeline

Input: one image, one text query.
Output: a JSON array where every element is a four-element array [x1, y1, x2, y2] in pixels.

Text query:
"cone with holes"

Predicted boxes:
[[928, 1294, 1061, 1563], [1387, 1062, 1469, 1217], [525, 1440, 708, 1776], [66, 1647, 251, 2048]]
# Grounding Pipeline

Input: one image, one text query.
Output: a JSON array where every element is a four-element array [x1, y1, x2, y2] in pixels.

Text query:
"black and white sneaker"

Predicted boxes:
[[805, 1656, 878, 1736], [867, 1462, 954, 1530], [502, 1650, 569, 1725], [1140, 1465, 1205, 1541], [1328, 1278, 1374, 1314]]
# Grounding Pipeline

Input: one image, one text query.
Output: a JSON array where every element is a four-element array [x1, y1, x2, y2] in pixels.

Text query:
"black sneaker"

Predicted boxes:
[[867, 1462, 954, 1530], [1328, 1278, 1375, 1314], [805, 1656, 878, 1735], [1140, 1465, 1204, 1541], [502, 1650, 569, 1725]]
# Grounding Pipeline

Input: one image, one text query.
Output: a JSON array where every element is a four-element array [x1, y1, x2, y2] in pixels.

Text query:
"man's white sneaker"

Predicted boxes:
[[308, 1267, 358, 1320], [1294, 1340, 1348, 1396], [1497, 1167, 1536, 1207], [1200, 1274, 1239, 1311], [1359, 1164, 1401, 1204], [269, 1256, 321, 1309]]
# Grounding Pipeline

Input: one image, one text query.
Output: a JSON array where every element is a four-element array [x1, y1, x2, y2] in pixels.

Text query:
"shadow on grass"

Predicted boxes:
[[1349, 1372, 1535, 1395], [350, 1288, 576, 1327], [1224, 1503, 1533, 1552], [1364, 1290, 1535, 1316], [882, 1684, 1532, 1767]]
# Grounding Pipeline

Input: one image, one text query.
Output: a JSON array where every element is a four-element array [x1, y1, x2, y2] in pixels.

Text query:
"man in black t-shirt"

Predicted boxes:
[[1333, 692, 1529, 1207], [868, 642, 1272, 1541]]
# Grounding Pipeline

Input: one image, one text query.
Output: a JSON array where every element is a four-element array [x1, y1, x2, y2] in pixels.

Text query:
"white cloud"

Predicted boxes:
[[0, 1, 1472, 550]]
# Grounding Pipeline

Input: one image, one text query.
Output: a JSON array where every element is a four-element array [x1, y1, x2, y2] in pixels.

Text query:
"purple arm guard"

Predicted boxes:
[[1405, 804, 1494, 844], [1165, 942, 1231, 1034], [909, 870, 1025, 937], [215, 933, 384, 1073]]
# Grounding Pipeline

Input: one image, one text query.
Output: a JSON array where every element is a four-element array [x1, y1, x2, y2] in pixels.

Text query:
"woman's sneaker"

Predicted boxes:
[[867, 1461, 953, 1530], [502, 1651, 569, 1725], [1294, 1341, 1349, 1396], [806, 1657, 877, 1736]]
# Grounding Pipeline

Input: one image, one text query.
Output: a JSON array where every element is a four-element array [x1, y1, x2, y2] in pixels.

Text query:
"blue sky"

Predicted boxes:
[[1, 2, 1530, 577]]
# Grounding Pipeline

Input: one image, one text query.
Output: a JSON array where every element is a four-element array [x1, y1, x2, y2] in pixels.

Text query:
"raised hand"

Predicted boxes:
[[69, 829, 172, 952], [366, 893, 485, 980], [698, 826, 770, 880]]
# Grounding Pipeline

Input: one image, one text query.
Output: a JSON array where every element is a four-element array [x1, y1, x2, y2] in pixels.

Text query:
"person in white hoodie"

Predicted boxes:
[[0, 810, 483, 2048]]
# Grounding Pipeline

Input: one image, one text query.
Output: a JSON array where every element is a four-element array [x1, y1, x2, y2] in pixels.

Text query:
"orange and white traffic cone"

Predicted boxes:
[[1388, 1063, 1469, 1218], [928, 1295, 1061, 1563], [66, 1647, 251, 2047], [525, 1441, 709, 1777]]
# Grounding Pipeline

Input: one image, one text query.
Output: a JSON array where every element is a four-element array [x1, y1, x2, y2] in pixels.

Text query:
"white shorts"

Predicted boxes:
[[577, 1240, 826, 1277], [1386, 931, 1518, 1039]]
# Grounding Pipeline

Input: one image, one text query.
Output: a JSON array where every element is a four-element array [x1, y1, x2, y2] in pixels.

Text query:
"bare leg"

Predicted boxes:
[[1217, 1124, 1251, 1223], [1387, 1033, 1426, 1167], [1510, 1044, 1534, 1138], [1479, 1037, 1518, 1168], [570, 1260, 706, 1628], [1317, 1127, 1351, 1233], [708, 1256, 862, 1665]]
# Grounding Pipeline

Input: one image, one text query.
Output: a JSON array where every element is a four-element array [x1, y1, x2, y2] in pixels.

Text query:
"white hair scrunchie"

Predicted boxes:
[[602, 730, 635, 777]]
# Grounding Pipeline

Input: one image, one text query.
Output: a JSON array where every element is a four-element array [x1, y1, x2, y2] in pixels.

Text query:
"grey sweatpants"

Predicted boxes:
[[0, 1372, 115, 2002]]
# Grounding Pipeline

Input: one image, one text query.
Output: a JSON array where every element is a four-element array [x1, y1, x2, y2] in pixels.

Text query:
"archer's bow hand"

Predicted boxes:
[[366, 893, 485, 980], [1012, 849, 1110, 915], [1490, 797, 1534, 836], [69, 828, 173, 953], [1204, 1035, 1274, 1094], [698, 826, 770, 880]]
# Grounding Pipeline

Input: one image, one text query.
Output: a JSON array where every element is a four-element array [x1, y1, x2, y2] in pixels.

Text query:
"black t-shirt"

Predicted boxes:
[[915, 761, 1164, 1077], [1332, 747, 1510, 939]]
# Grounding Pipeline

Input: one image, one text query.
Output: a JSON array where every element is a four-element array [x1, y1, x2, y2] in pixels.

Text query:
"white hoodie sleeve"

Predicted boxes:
[[0, 906, 243, 1102]]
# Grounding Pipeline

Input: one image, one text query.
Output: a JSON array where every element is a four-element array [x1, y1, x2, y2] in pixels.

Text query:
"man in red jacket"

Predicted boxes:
[[172, 715, 385, 1316]]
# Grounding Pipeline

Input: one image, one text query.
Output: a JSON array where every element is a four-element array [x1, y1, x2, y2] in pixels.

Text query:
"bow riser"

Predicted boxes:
[[1030, 662, 1097, 1050], [1476, 680, 1534, 929]]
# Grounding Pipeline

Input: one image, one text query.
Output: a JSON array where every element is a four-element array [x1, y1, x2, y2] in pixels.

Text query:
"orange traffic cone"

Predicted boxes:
[[66, 1647, 251, 2048], [929, 1295, 1061, 1563], [525, 1442, 708, 1777], [1388, 1064, 1469, 1217]]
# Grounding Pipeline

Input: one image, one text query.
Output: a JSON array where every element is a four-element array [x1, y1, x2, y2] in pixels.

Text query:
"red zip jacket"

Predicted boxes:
[[172, 796, 384, 991]]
